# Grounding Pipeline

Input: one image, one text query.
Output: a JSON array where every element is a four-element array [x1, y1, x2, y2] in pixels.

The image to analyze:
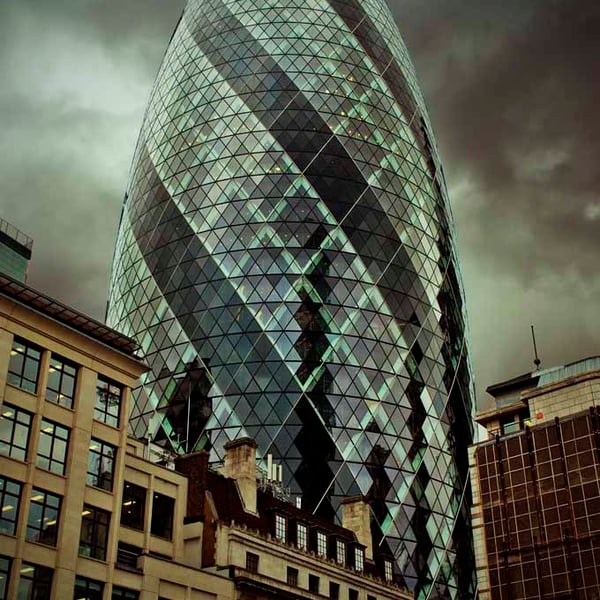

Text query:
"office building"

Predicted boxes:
[[107, 0, 476, 596], [0, 271, 408, 599], [0, 219, 32, 283], [471, 356, 600, 599]]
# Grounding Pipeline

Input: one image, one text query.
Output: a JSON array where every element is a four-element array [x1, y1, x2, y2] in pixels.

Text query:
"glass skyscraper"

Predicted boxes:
[[107, 0, 476, 597]]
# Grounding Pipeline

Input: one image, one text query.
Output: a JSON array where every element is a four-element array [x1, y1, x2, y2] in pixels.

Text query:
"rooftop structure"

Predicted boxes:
[[0, 218, 33, 284]]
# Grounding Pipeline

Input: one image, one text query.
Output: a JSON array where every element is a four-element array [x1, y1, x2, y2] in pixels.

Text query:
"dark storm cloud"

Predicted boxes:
[[0, 0, 598, 411]]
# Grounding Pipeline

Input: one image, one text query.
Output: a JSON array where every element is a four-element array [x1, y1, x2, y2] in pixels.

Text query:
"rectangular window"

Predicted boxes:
[[95, 376, 122, 427], [151, 493, 174, 540], [17, 563, 53, 599], [37, 419, 69, 475], [87, 438, 116, 491], [317, 530, 328, 557], [384, 559, 393, 582], [330, 582, 340, 600], [336, 539, 346, 565], [0, 477, 21, 535], [120, 482, 146, 530], [246, 552, 259, 573], [0, 556, 10, 600], [297, 522, 307, 551], [349, 589, 358, 600], [354, 547, 364, 572], [27, 488, 61, 546], [286, 566, 298, 586], [112, 586, 139, 599], [367, 595, 376, 600], [73, 576, 103, 600], [46, 354, 77, 408], [7, 337, 41, 394], [0, 404, 32, 461], [116, 543, 141, 570], [79, 505, 110, 561], [275, 513, 286, 541], [308, 574, 320, 594]]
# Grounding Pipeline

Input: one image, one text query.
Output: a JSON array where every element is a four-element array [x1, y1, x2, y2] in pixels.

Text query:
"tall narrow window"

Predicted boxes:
[[275, 513, 286, 541], [245, 552, 259, 573], [79, 505, 110, 560], [73, 576, 103, 600], [330, 582, 340, 600], [120, 482, 146, 530], [336, 539, 346, 565], [0, 556, 10, 600], [37, 419, 69, 475], [0, 476, 21, 535], [46, 355, 77, 408], [7, 337, 41, 394], [95, 376, 122, 427], [287, 567, 298, 586], [316, 530, 328, 557], [384, 559, 393, 582], [17, 563, 53, 599], [297, 522, 307, 551], [308, 574, 320, 594], [0, 404, 32, 461], [27, 488, 61, 546], [87, 439, 116, 491], [151, 493, 174, 540], [354, 547, 364, 572]]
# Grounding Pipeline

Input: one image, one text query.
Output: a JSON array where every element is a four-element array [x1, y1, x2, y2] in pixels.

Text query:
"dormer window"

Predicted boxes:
[[275, 514, 286, 542], [336, 539, 346, 565], [297, 522, 308, 551], [316, 530, 327, 557], [354, 546, 364, 572]]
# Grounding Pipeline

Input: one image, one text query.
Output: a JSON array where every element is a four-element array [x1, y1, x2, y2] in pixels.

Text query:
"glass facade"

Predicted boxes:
[[107, 0, 475, 596]]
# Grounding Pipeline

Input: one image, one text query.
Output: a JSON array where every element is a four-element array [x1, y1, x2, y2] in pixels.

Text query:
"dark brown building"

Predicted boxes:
[[471, 357, 600, 600]]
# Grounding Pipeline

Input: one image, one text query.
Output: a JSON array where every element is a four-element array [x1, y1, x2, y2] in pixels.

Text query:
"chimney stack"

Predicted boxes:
[[341, 495, 373, 560], [223, 438, 258, 514]]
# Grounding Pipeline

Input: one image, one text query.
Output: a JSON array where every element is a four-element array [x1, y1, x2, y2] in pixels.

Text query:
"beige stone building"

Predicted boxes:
[[0, 273, 409, 600], [470, 357, 600, 600]]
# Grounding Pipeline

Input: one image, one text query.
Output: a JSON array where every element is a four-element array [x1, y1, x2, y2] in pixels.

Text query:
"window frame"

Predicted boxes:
[[384, 558, 393, 582], [120, 482, 146, 530], [308, 574, 320, 594], [46, 354, 78, 409], [26, 488, 61, 546], [87, 438, 116, 491], [274, 513, 286, 542], [73, 576, 103, 600], [330, 581, 340, 600], [17, 562, 53, 600], [286, 566, 298, 586], [354, 546, 365, 572], [37, 418, 70, 476], [111, 585, 139, 600], [94, 376, 122, 428], [316, 530, 328, 557], [0, 556, 10, 600], [245, 552, 259, 573], [336, 539, 346, 565], [150, 493, 174, 540], [7, 337, 41, 394], [0, 404, 32, 461], [296, 522, 308, 551], [79, 505, 110, 561], [0, 476, 21, 535]]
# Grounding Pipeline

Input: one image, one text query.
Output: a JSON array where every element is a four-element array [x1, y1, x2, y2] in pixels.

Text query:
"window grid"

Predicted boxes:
[[74, 576, 103, 600], [79, 505, 110, 561], [7, 337, 41, 394], [27, 488, 61, 546], [46, 355, 77, 408], [0, 556, 10, 600], [95, 376, 122, 427], [37, 419, 69, 475], [120, 482, 146, 530], [111, 585, 139, 600], [275, 513, 286, 541], [384, 559, 393, 582], [297, 523, 307, 551], [17, 563, 53, 599], [317, 530, 327, 557], [354, 547, 364, 572], [0, 404, 32, 461], [336, 539, 346, 565], [87, 438, 116, 491], [286, 566, 298, 586], [246, 552, 259, 573], [0, 477, 21, 535]]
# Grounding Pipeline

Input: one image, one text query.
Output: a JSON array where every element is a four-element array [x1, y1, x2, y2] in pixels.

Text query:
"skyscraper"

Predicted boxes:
[[107, 0, 476, 597]]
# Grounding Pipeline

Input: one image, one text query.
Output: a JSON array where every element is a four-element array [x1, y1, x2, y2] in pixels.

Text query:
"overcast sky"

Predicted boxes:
[[1, 0, 598, 410]]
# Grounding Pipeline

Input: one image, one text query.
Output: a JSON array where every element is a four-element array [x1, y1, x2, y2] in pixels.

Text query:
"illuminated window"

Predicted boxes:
[[87, 438, 116, 491], [120, 482, 146, 530], [354, 547, 364, 572], [46, 355, 77, 408], [336, 539, 346, 565], [275, 513, 286, 541], [7, 337, 41, 394], [384, 559, 393, 581], [37, 419, 69, 475], [316, 530, 327, 557], [79, 505, 110, 560], [95, 376, 122, 427], [17, 563, 52, 599], [0, 404, 32, 461], [0, 477, 21, 535], [297, 522, 307, 550], [26, 488, 61, 546]]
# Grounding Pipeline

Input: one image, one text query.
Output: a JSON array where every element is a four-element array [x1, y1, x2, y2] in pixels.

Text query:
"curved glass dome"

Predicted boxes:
[[107, 0, 476, 597]]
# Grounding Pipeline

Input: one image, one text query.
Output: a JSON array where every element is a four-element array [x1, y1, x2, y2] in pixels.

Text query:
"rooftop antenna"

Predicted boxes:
[[531, 325, 542, 370]]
